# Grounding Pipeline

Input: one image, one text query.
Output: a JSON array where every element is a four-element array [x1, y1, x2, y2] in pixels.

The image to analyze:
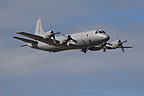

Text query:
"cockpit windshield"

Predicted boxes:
[[95, 30, 106, 34]]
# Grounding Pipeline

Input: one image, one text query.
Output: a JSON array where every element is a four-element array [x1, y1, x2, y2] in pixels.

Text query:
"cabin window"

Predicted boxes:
[[87, 34, 88, 36], [102, 31, 106, 33]]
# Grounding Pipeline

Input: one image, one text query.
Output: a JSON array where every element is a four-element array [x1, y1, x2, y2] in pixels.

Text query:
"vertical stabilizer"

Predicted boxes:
[[35, 18, 45, 36]]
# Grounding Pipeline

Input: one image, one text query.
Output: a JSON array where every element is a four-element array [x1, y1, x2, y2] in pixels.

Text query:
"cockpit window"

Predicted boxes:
[[99, 31, 102, 33], [95, 31, 98, 34], [102, 30, 106, 33], [95, 30, 106, 34]]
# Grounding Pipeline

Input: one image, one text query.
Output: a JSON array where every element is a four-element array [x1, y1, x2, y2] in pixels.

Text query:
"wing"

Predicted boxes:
[[117, 46, 133, 48], [16, 32, 59, 45], [13, 36, 37, 43], [106, 46, 133, 49]]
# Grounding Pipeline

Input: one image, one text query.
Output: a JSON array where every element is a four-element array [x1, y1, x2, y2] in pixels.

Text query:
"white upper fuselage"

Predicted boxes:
[[34, 30, 110, 52]]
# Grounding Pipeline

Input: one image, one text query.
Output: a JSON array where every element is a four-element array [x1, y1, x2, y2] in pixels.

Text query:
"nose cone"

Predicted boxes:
[[102, 34, 110, 42], [105, 34, 110, 41]]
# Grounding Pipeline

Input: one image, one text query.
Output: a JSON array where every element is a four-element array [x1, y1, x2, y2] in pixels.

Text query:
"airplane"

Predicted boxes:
[[13, 18, 133, 53]]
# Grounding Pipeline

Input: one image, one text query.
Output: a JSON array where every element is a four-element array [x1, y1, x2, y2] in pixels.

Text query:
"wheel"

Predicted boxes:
[[81, 48, 88, 53]]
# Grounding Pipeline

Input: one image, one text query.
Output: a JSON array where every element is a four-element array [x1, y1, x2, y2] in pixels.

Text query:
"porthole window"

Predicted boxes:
[[87, 34, 88, 36]]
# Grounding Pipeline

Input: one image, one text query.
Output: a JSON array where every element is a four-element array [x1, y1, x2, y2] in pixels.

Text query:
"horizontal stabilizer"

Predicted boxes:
[[13, 36, 37, 43]]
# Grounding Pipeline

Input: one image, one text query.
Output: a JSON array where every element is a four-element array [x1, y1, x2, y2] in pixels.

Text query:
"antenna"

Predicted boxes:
[[50, 25, 53, 30], [117, 35, 120, 40], [70, 30, 74, 34]]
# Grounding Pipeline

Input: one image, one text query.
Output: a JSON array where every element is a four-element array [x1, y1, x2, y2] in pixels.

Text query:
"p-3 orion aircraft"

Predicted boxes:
[[14, 19, 133, 53]]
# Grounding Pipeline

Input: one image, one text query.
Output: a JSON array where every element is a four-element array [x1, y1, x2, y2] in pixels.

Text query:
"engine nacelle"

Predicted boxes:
[[42, 32, 51, 39], [110, 40, 119, 48]]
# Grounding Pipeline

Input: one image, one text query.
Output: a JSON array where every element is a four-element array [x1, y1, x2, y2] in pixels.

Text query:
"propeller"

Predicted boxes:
[[48, 25, 61, 40], [118, 40, 127, 52], [116, 35, 128, 52], [63, 35, 77, 46], [101, 42, 112, 52], [49, 31, 60, 40], [101, 42, 107, 52]]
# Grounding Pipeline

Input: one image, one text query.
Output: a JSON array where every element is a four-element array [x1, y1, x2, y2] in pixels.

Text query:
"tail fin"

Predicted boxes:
[[35, 18, 45, 36]]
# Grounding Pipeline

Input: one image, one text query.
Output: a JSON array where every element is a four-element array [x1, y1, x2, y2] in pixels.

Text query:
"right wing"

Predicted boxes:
[[16, 32, 59, 45]]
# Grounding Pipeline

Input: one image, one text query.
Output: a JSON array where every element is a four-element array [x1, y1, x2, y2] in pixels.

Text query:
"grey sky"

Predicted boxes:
[[0, 0, 144, 96]]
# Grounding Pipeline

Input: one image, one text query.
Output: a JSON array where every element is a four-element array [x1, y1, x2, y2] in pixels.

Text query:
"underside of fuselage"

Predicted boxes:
[[33, 44, 93, 52], [32, 40, 105, 52]]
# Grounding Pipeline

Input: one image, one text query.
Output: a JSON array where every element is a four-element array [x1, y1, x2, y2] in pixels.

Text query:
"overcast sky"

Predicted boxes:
[[0, 0, 144, 96]]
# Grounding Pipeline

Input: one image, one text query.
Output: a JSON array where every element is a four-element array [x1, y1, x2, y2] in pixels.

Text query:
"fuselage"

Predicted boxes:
[[30, 30, 110, 52]]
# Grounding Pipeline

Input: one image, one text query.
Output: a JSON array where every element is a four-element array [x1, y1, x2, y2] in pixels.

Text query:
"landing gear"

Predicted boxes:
[[81, 48, 88, 53]]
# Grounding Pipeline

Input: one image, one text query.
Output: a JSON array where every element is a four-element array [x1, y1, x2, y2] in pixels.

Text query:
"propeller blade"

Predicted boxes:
[[118, 40, 126, 52], [120, 44, 125, 52], [71, 38, 77, 43], [49, 31, 61, 40], [102, 42, 107, 52], [65, 35, 77, 43], [48, 24, 61, 40], [122, 40, 127, 44], [116, 35, 128, 52], [52, 35, 55, 40], [54, 32, 61, 35]]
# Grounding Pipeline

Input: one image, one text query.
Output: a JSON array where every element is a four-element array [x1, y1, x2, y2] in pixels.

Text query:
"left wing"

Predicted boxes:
[[16, 32, 59, 45], [117, 46, 133, 48], [106, 46, 133, 49]]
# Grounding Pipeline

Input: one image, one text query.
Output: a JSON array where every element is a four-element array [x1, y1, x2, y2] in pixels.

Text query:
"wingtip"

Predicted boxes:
[[20, 44, 27, 47], [13, 36, 22, 40], [16, 32, 22, 34], [13, 36, 17, 39]]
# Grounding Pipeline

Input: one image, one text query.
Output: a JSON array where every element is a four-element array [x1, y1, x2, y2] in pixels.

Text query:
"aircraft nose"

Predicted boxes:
[[105, 34, 110, 41], [103, 34, 110, 42]]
